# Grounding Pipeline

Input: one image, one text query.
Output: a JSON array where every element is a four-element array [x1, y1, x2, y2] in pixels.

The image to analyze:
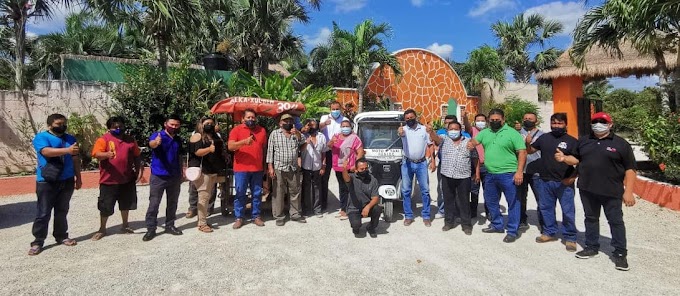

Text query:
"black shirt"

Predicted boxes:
[[531, 132, 578, 182], [573, 132, 636, 198], [347, 173, 379, 211], [189, 134, 226, 174]]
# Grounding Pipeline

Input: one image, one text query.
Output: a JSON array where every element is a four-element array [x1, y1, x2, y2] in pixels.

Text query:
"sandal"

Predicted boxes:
[[120, 226, 135, 234], [60, 238, 77, 246], [28, 245, 42, 256], [198, 225, 213, 233], [91, 232, 106, 241]]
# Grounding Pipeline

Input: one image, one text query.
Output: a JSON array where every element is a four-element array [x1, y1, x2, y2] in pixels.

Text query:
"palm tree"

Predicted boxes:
[[316, 20, 402, 112], [583, 79, 613, 101], [458, 45, 506, 96], [571, 0, 680, 112], [492, 13, 564, 83]]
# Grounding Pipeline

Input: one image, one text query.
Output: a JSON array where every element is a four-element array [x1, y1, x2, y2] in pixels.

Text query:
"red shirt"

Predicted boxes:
[[91, 132, 141, 184], [229, 124, 267, 172]]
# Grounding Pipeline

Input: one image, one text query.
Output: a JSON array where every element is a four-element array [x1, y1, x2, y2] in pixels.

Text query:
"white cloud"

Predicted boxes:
[[411, 0, 425, 7], [304, 27, 332, 48], [608, 76, 660, 92], [27, 2, 83, 33], [525, 1, 587, 36], [330, 0, 368, 13], [427, 43, 454, 59], [468, 0, 516, 17]]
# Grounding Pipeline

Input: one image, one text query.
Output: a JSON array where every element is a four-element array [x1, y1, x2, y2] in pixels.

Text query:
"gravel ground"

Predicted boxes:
[[1, 172, 679, 295]]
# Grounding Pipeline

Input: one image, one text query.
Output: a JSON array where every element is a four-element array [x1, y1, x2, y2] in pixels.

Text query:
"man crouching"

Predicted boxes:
[[342, 158, 383, 238]]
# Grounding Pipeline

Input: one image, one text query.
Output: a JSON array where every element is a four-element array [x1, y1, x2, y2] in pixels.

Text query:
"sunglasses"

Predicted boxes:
[[591, 119, 608, 124]]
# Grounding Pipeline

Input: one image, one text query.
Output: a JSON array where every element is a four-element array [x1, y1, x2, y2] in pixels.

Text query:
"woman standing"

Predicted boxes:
[[328, 119, 364, 220], [189, 117, 226, 233]]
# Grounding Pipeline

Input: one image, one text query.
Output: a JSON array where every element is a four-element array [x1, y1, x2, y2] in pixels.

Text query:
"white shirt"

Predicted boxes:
[[301, 133, 328, 171], [320, 114, 347, 142]]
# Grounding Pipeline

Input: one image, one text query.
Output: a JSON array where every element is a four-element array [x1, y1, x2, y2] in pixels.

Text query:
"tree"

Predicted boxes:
[[315, 20, 402, 112], [583, 79, 613, 101], [457, 45, 506, 96], [571, 0, 680, 112], [492, 13, 564, 83]]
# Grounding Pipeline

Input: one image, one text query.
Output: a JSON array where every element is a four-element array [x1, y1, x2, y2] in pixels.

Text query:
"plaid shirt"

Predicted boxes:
[[266, 129, 306, 172], [438, 136, 477, 179]]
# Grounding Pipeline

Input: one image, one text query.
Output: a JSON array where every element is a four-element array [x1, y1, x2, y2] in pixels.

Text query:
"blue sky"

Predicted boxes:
[[27, 0, 657, 91]]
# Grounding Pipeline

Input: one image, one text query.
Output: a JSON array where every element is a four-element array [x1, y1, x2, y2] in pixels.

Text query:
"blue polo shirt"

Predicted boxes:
[[149, 131, 183, 177], [33, 131, 77, 182], [402, 124, 432, 160]]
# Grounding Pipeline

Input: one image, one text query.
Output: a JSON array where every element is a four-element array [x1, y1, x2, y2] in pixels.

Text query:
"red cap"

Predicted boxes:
[[591, 112, 612, 123]]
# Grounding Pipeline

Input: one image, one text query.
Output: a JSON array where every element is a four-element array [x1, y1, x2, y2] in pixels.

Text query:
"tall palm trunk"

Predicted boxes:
[[654, 50, 671, 113], [357, 77, 365, 113], [14, 8, 38, 135], [155, 35, 168, 73], [674, 44, 680, 112]]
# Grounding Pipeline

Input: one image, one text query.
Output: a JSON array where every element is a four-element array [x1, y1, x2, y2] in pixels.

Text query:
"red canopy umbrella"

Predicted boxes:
[[210, 97, 306, 121]]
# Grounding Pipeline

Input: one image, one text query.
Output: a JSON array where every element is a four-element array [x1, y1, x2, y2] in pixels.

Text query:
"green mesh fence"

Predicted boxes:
[[62, 58, 232, 83]]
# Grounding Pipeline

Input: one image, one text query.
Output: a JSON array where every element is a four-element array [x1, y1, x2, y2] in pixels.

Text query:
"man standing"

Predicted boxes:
[[91, 116, 143, 241], [518, 112, 544, 231], [527, 113, 578, 252], [228, 109, 267, 229], [319, 101, 346, 213], [398, 109, 433, 227], [143, 114, 184, 241], [300, 118, 328, 217], [267, 114, 307, 226], [467, 109, 527, 243], [341, 158, 383, 238], [470, 114, 488, 220], [555, 112, 636, 271], [431, 121, 477, 235], [28, 114, 82, 255]]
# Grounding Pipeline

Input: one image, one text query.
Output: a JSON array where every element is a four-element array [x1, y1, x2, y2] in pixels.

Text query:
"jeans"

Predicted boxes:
[[401, 160, 431, 220], [518, 173, 544, 227], [442, 176, 472, 227], [145, 174, 182, 231], [470, 166, 488, 218], [484, 172, 521, 236], [31, 180, 75, 247], [302, 169, 323, 215], [188, 182, 217, 214], [536, 179, 577, 241], [348, 205, 383, 234], [335, 171, 349, 212], [580, 190, 628, 256], [234, 171, 263, 219], [318, 151, 333, 212]]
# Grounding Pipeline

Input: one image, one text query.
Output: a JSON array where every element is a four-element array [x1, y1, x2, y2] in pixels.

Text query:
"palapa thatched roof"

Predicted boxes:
[[536, 43, 678, 81]]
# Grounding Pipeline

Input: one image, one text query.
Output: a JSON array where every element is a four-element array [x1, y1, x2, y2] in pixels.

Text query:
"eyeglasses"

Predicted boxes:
[[591, 119, 608, 124]]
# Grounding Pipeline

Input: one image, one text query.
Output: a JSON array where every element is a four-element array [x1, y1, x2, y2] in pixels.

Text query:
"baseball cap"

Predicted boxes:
[[280, 114, 293, 120], [591, 112, 612, 123]]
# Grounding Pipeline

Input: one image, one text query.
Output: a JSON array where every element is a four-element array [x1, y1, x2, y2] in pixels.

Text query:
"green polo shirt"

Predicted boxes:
[[474, 124, 526, 174]]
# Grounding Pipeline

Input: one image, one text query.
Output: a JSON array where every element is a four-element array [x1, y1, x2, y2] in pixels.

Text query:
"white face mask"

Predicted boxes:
[[475, 121, 486, 129], [591, 123, 610, 134]]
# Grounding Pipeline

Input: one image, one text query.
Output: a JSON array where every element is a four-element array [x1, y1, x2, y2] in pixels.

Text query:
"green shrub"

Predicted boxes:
[[604, 88, 662, 135], [67, 113, 107, 170], [485, 96, 540, 126], [638, 113, 680, 183]]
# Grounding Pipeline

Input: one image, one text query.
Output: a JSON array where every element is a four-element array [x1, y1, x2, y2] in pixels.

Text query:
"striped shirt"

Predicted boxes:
[[266, 129, 306, 172], [438, 136, 477, 179]]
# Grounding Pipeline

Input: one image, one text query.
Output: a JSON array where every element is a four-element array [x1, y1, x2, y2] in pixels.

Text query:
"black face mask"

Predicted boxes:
[[357, 170, 370, 180], [282, 123, 293, 131], [406, 119, 417, 127], [551, 127, 566, 137], [489, 121, 503, 131], [523, 120, 536, 129], [51, 125, 67, 134], [203, 124, 215, 133], [308, 128, 318, 134], [245, 120, 256, 128]]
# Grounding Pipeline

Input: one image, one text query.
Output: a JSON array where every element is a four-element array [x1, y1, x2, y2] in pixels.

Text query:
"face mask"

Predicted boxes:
[[245, 119, 256, 128], [110, 128, 122, 136], [51, 125, 67, 134], [489, 121, 502, 131], [475, 121, 486, 129], [331, 110, 341, 119], [448, 130, 461, 139], [591, 123, 609, 134], [203, 124, 215, 133], [308, 128, 318, 134], [523, 120, 536, 129], [551, 127, 566, 137], [357, 170, 369, 180], [282, 123, 293, 131], [165, 125, 178, 134], [406, 118, 417, 127], [341, 127, 352, 135]]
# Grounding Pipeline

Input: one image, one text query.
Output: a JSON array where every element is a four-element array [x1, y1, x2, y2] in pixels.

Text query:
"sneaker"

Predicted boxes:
[[565, 241, 577, 252], [435, 213, 444, 219], [575, 249, 599, 259], [535, 235, 558, 243], [613, 254, 629, 271]]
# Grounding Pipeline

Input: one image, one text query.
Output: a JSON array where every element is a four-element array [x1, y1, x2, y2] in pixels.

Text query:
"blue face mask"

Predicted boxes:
[[331, 110, 341, 119], [341, 127, 352, 135], [448, 130, 461, 139], [111, 128, 122, 136]]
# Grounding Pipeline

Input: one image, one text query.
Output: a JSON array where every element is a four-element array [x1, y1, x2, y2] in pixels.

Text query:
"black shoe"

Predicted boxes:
[[142, 230, 156, 242], [482, 227, 504, 233], [164, 226, 183, 235], [503, 234, 517, 243], [442, 224, 455, 231], [462, 227, 472, 236], [276, 220, 285, 226], [519, 223, 530, 232], [291, 216, 307, 223], [575, 249, 599, 259], [613, 254, 629, 271], [366, 227, 377, 238]]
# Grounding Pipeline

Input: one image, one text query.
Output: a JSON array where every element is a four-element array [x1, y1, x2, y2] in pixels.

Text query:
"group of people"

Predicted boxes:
[[27, 104, 637, 271]]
